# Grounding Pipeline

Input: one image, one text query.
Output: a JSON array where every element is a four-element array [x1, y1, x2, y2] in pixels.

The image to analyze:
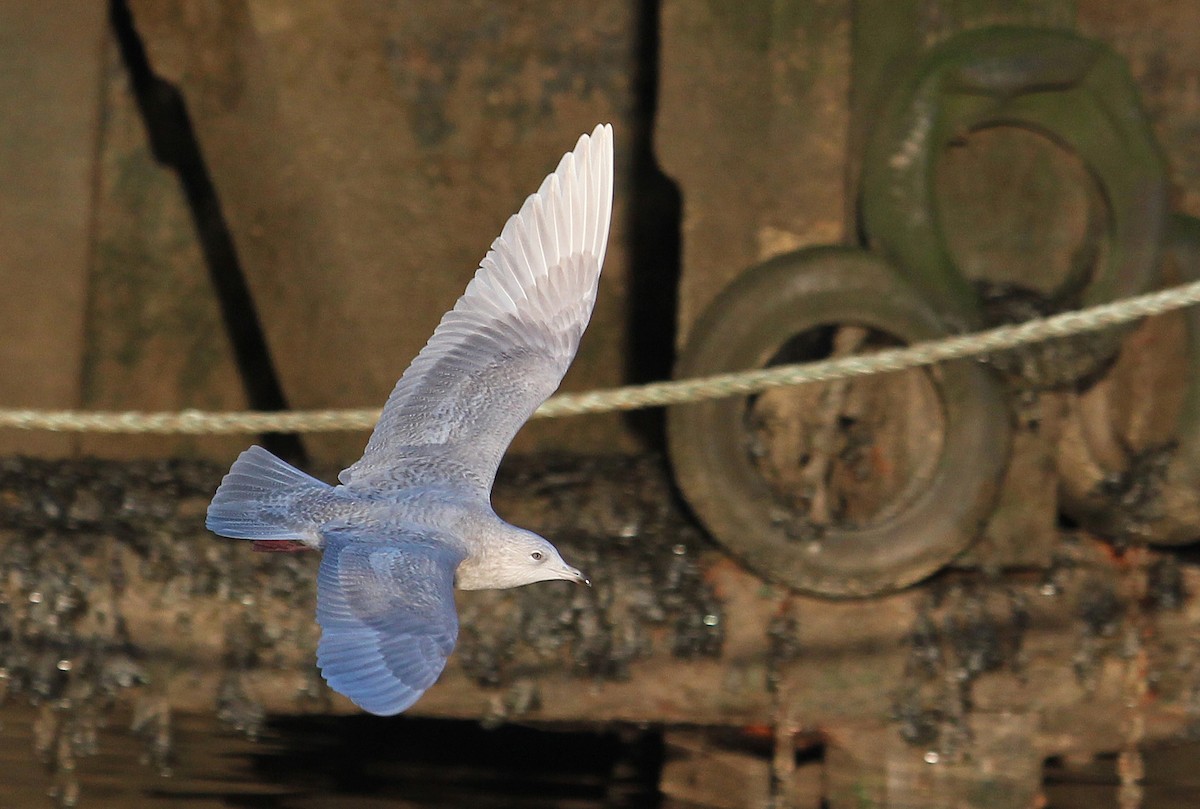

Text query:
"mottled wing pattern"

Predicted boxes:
[[316, 528, 466, 716], [339, 124, 613, 494]]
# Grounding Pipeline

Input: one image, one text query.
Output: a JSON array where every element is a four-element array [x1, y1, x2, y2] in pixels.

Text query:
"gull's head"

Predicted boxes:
[[480, 527, 590, 590]]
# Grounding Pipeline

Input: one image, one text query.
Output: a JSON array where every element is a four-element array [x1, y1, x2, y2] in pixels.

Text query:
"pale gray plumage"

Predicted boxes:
[[206, 125, 612, 715]]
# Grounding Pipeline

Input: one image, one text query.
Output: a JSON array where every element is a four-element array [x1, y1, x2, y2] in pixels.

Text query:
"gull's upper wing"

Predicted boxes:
[[316, 527, 466, 716], [338, 124, 613, 494]]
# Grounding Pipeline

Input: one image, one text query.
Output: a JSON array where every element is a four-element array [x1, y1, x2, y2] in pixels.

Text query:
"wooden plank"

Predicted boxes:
[[0, 3, 107, 456], [126, 1, 641, 467]]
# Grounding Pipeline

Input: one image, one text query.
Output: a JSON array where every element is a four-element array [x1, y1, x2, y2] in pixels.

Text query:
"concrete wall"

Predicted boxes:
[[3, 0, 1200, 469], [1, 2, 648, 467]]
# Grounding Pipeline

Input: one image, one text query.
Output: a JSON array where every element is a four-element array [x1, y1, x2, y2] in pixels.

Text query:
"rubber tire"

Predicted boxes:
[[861, 27, 1168, 337], [1057, 215, 1200, 545], [668, 248, 1012, 597]]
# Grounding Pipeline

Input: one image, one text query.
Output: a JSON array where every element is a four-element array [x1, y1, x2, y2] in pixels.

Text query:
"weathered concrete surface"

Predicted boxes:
[[2, 455, 1199, 768], [79, 37, 250, 461], [1079, 1, 1200, 221], [657, 2, 852, 346], [0, 3, 107, 456], [126, 1, 641, 466], [956, 392, 1060, 570]]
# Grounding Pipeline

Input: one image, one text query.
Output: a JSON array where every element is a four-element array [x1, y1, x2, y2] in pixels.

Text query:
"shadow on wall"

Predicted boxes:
[[109, 0, 305, 464], [626, 0, 684, 449]]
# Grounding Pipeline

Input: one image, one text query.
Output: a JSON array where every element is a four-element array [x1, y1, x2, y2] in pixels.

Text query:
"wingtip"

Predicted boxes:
[[561, 124, 612, 268], [588, 121, 613, 145], [581, 123, 614, 172]]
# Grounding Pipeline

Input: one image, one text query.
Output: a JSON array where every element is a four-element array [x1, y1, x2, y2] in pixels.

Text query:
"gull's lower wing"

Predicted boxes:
[[316, 528, 466, 716], [339, 124, 614, 494]]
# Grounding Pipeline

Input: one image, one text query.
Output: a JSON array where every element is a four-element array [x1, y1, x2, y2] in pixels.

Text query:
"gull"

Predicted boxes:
[[206, 124, 613, 715]]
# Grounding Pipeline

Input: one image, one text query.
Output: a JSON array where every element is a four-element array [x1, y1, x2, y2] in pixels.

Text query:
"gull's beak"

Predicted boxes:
[[564, 565, 591, 587]]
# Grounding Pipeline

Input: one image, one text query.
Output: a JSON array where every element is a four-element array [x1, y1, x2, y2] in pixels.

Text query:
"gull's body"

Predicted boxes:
[[206, 125, 613, 715]]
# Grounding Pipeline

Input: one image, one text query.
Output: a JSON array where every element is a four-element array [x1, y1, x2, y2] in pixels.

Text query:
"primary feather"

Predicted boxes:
[[339, 124, 614, 494]]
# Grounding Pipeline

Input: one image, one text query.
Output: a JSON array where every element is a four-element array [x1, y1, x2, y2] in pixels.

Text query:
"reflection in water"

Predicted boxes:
[[0, 706, 662, 808], [5, 703, 1200, 807]]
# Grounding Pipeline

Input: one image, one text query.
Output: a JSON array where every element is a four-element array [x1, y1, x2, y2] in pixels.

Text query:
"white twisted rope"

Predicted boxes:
[[4, 278, 1200, 434]]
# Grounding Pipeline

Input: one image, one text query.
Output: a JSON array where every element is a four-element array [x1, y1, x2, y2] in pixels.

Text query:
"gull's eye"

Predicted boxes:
[[530, 551, 544, 562]]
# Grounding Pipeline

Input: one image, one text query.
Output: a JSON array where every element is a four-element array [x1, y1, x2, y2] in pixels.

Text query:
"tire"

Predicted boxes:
[[861, 27, 1168, 384], [668, 248, 1012, 596], [1057, 214, 1200, 545]]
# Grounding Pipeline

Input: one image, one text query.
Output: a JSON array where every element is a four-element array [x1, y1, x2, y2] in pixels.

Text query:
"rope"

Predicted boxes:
[[5, 277, 1200, 434]]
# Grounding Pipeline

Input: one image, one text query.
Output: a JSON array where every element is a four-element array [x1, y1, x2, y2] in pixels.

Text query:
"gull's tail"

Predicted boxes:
[[206, 445, 333, 542]]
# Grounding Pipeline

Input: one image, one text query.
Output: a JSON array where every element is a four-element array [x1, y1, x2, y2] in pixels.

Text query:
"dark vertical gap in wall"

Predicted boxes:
[[109, 0, 306, 465], [626, 0, 683, 450]]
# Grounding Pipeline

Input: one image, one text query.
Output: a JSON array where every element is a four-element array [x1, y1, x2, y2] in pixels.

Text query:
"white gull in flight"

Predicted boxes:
[[206, 124, 613, 715]]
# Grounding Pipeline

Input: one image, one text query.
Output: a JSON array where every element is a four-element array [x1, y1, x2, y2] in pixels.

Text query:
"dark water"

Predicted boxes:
[[1043, 745, 1200, 809], [0, 706, 662, 808], [5, 702, 1200, 807]]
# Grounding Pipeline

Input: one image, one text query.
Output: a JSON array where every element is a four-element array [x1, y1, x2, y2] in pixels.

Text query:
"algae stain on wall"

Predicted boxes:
[[80, 38, 247, 458]]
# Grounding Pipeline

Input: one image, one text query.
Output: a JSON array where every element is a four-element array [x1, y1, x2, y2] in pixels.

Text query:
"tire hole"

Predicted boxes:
[[744, 325, 946, 534]]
